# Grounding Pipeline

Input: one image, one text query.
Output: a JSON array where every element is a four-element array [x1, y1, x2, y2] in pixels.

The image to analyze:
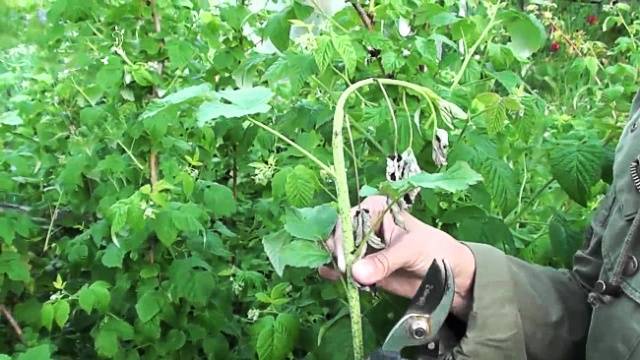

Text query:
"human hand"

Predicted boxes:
[[319, 196, 476, 318]]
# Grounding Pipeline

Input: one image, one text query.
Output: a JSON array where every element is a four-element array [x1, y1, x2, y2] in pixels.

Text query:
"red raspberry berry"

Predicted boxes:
[[586, 15, 598, 25], [550, 42, 560, 52]]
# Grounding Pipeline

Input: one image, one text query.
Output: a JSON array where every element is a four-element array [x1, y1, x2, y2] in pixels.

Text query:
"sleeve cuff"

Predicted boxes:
[[448, 242, 527, 359]]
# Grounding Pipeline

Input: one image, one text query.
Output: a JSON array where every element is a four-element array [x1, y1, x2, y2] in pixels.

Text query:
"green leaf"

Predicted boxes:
[[263, 53, 317, 92], [58, 154, 88, 191], [458, 215, 514, 249], [40, 303, 54, 331], [90, 282, 111, 313], [164, 329, 187, 351], [255, 313, 299, 360], [166, 39, 194, 68], [332, 35, 357, 76], [95, 329, 118, 358], [54, 299, 70, 328], [285, 165, 317, 207], [491, 71, 521, 93], [172, 203, 204, 233], [549, 139, 604, 206], [109, 200, 128, 247], [499, 10, 547, 58], [0, 110, 23, 126], [272, 167, 294, 200], [197, 87, 273, 125], [280, 240, 330, 268], [179, 172, 195, 197], [0, 218, 15, 245], [283, 204, 337, 241], [549, 213, 583, 266], [96, 57, 123, 93], [78, 286, 95, 314], [472, 92, 507, 134], [314, 36, 334, 72], [265, 9, 292, 51], [102, 316, 135, 340], [16, 345, 51, 360], [101, 244, 125, 268], [141, 84, 212, 120], [154, 210, 179, 247], [381, 51, 405, 73], [480, 159, 518, 213], [130, 64, 156, 86], [135, 291, 162, 322], [315, 317, 376, 360], [167, 258, 214, 306], [0, 251, 31, 282], [262, 231, 289, 277], [204, 183, 237, 217], [406, 162, 483, 193]]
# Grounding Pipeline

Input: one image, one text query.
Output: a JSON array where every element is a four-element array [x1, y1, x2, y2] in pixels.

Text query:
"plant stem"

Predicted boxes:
[[349, 0, 374, 30], [506, 178, 555, 226], [451, 6, 500, 88], [331, 78, 440, 359], [247, 118, 334, 176], [0, 304, 23, 340], [117, 140, 145, 170], [377, 80, 398, 153], [349, 116, 386, 154], [43, 190, 62, 252], [332, 87, 364, 360]]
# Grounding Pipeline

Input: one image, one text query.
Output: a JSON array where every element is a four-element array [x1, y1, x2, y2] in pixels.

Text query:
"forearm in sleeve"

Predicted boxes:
[[445, 243, 591, 360]]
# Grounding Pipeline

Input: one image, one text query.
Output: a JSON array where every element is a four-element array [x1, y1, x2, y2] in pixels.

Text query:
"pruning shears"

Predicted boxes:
[[368, 260, 455, 360]]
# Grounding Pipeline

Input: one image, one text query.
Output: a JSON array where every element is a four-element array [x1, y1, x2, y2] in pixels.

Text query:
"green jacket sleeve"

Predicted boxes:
[[444, 244, 591, 360], [444, 189, 617, 360]]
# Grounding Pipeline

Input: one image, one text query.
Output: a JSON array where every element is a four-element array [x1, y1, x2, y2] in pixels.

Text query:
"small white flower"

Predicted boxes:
[[101, 57, 109, 65], [250, 155, 276, 185], [398, 17, 412, 37], [143, 206, 156, 219], [187, 167, 199, 178], [401, 48, 411, 57], [232, 277, 245, 295], [247, 308, 260, 322]]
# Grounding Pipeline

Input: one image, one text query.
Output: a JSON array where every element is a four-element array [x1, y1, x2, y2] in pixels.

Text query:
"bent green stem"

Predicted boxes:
[[331, 78, 443, 359]]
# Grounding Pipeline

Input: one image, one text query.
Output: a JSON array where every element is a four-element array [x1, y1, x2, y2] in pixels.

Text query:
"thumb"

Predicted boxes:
[[351, 241, 411, 285]]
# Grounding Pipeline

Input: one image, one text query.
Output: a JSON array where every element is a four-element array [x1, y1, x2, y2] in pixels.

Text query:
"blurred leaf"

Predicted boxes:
[[140, 83, 213, 120], [136, 291, 162, 322], [499, 10, 547, 58], [405, 162, 483, 192], [198, 87, 273, 125], [16, 345, 51, 360], [204, 183, 237, 217], [280, 240, 330, 268], [284, 204, 337, 241], [285, 165, 317, 207], [0, 110, 23, 125], [549, 138, 604, 206], [262, 231, 289, 277], [255, 313, 299, 360], [54, 300, 70, 328]]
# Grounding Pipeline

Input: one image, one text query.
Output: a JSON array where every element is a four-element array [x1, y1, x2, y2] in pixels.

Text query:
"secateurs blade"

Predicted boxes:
[[368, 259, 455, 360]]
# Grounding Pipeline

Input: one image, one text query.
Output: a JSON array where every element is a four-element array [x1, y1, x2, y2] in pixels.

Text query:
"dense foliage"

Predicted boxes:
[[1, 0, 639, 359]]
